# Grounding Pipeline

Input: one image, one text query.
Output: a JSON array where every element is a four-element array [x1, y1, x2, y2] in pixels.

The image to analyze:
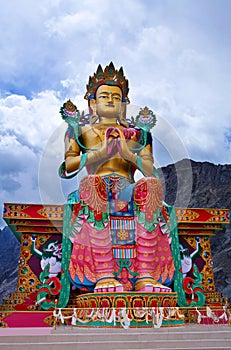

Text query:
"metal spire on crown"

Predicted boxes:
[[84, 62, 130, 103]]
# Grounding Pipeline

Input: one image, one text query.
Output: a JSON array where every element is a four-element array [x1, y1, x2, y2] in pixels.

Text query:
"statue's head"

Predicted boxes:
[[84, 62, 130, 126]]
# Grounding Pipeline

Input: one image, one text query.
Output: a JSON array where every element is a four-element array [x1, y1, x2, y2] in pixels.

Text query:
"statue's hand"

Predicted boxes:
[[99, 138, 109, 158], [116, 129, 133, 160], [105, 127, 120, 156], [92, 131, 118, 162]]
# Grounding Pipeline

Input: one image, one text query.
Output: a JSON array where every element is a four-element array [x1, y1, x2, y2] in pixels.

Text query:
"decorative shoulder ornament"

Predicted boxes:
[[60, 100, 80, 125], [135, 106, 157, 132], [84, 61, 130, 103]]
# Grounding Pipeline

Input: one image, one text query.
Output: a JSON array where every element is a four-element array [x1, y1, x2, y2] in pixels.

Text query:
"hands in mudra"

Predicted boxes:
[[103, 127, 136, 160]]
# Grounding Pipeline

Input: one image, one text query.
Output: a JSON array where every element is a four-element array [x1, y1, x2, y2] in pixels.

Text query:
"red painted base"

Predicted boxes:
[[0, 311, 53, 328]]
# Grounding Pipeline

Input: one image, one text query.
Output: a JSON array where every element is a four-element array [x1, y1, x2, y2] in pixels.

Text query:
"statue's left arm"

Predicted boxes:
[[119, 130, 154, 177], [136, 142, 154, 177]]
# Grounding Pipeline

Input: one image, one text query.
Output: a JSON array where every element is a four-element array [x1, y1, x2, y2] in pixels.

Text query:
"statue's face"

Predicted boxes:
[[95, 84, 123, 118]]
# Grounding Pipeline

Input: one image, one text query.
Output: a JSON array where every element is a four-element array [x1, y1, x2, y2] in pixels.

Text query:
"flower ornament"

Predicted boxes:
[[135, 106, 157, 131], [60, 99, 80, 124]]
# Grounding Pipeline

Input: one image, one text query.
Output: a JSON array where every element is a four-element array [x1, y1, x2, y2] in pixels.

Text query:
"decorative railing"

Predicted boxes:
[[52, 305, 231, 330]]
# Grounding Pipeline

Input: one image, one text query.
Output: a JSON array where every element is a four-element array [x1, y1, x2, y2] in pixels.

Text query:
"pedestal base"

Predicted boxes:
[[62, 292, 185, 328]]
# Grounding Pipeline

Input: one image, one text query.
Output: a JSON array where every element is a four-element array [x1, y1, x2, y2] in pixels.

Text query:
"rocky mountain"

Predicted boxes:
[[0, 226, 20, 302], [0, 159, 230, 302], [160, 159, 231, 300]]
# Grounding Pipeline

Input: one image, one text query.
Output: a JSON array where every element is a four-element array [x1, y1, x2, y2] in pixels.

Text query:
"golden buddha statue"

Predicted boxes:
[[59, 62, 174, 293]]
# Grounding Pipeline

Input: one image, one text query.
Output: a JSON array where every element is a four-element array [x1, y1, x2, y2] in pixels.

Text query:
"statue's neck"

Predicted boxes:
[[98, 117, 118, 126]]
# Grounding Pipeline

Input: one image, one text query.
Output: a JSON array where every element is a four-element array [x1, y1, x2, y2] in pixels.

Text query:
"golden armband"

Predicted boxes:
[[65, 149, 78, 158]]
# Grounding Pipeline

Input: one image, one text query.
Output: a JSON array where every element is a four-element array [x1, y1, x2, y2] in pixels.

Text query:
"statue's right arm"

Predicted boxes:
[[65, 137, 82, 173], [65, 134, 109, 174]]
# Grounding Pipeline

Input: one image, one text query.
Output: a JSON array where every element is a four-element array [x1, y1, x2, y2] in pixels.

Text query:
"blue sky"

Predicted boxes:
[[0, 0, 231, 227]]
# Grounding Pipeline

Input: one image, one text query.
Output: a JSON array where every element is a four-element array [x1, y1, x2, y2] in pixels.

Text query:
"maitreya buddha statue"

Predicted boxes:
[[59, 62, 175, 295]]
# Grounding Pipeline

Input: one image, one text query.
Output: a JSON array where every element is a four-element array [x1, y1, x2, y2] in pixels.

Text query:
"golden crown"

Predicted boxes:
[[84, 62, 130, 103]]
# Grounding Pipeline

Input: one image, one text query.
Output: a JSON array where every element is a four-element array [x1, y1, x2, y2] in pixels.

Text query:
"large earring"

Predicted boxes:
[[90, 108, 98, 124], [118, 104, 128, 127], [89, 101, 99, 124]]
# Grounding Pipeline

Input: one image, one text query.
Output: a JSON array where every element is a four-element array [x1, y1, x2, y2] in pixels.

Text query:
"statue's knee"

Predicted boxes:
[[79, 174, 104, 185], [134, 177, 162, 207], [79, 175, 108, 207], [79, 175, 106, 192]]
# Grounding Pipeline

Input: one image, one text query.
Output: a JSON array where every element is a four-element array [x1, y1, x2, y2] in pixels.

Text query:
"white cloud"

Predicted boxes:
[[45, 10, 98, 37], [0, 91, 61, 147], [0, 90, 64, 227], [137, 26, 178, 61], [0, 0, 231, 227]]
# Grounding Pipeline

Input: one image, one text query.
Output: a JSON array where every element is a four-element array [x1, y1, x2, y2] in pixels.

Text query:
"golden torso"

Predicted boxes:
[[81, 123, 137, 179], [65, 85, 153, 179]]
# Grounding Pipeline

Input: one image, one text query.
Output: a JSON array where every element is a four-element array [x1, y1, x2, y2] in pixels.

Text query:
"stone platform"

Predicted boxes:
[[0, 325, 231, 350]]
